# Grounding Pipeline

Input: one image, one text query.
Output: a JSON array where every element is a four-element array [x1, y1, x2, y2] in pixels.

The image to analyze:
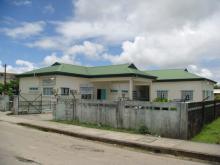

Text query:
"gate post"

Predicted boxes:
[[202, 101, 205, 125], [40, 93, 43, 113], [13, 95, 19, 115], [213, 100, 216, 120]]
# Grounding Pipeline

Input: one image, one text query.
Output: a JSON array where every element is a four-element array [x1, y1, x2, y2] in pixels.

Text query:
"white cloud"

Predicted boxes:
[[8, 0, 220, 82], [55, 21, 135, 42], [27, 37, 61, 50], [43, 53, 80, 66], [50, 0, 220, 73], [54, 0, 220, 43], [1, 21, 45, 39], [12, 0, 32, 6], [188, 65, 213, 79], [0, 60, 35, 73], [103, 14, 220, 68], [65, 41, 104, 59], [42, 41, 104, 66], [43, 4, 55, 14]]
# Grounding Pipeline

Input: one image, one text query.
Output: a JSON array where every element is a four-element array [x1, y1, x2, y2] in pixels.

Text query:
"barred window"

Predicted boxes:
[[29, 87, 38, 91], [43, 88, 53, 96], [181, 90, 193, 101], [203, 90, 214, 100], [81, 94, 92, 99], [61, 88, 69, 95], [157, 90, 168, 99]]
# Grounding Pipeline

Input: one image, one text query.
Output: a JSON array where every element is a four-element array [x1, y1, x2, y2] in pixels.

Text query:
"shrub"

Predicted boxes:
[[153, 97, 169, 102], [215, 95, 220, 100], [138, 125, 149, 134]]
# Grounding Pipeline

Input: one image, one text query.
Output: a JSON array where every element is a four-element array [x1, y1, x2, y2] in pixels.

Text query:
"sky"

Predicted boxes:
[[0, 0, 220, 82]]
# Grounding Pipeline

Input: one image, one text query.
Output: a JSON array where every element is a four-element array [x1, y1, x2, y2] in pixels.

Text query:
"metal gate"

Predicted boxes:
[[18, 93, 42, 114]]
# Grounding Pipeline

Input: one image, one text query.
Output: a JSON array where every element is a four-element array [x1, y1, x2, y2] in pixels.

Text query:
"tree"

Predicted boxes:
[[214, 84, 220, 89], [0, 80, 19, 96]]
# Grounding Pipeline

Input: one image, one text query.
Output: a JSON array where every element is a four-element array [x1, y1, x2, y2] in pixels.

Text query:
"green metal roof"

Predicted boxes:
[[17, 63, 217, 83], [18, 62, 156, 79], [145, 69, 216, 83]]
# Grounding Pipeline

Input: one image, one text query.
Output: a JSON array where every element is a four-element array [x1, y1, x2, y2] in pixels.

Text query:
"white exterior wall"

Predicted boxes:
[[92, 82, 129, 100], [19, 75, 214, 102], [151, 80, 214, 102], [19, 75, 89, 96], [55, 75, 89, 94], [19, 77, 40, 93]]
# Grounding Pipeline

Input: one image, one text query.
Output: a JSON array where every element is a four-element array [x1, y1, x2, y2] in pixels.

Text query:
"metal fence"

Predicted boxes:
[[187, 100, 220, 139]]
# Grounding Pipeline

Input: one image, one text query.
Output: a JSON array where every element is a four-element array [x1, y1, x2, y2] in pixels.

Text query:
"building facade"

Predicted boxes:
[[18, 62, 216, 102]]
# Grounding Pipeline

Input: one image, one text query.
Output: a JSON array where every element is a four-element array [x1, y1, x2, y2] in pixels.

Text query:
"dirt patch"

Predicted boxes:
[[15, 156, 41, 164]]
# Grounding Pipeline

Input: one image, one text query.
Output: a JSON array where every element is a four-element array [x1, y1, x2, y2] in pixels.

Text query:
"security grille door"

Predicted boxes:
[[101, 89, 106, 100]]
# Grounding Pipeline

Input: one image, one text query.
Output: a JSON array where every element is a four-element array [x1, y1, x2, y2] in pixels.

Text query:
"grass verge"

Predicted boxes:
[[52, 120, 150, 135], [192, 117, 220, 144]]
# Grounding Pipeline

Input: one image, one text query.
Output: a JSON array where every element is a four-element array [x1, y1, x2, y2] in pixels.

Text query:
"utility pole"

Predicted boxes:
[[4, 64, 6, 95]]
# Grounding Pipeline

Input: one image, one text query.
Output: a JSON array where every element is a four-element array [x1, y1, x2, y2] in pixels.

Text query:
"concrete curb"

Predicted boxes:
[[18, 122, 220, 163]]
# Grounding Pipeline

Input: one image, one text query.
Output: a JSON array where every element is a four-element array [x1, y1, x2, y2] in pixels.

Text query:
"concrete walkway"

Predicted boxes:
[[0, 112, 220, 163]]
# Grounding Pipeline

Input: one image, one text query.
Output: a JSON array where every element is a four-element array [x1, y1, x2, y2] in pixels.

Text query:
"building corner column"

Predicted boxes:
[[129, 78, 133, 100]]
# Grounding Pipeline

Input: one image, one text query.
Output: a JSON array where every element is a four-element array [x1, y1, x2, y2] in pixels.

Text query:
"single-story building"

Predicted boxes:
[[17, 62, 216, 102]]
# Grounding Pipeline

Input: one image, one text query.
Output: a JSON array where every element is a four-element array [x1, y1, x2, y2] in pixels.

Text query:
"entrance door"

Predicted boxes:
[[136, 86, 150, 101], [97, 89, 106, 100]]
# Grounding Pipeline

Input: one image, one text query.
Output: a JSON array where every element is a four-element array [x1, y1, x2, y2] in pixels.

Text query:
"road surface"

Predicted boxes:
[[0, 121, 209, 165]]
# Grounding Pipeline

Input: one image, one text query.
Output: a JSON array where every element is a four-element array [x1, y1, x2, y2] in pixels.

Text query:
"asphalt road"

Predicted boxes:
[[0, 121, 210, 165]]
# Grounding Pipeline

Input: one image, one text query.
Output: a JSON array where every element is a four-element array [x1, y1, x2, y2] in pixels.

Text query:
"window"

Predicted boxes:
[[81, 94, 92, 99], [122, 90, 128, 93], [80, 85, 93, 99], [29, 87, 38, 91], [203, 90, 214, 100], [157, 90, 168, 99], [61, 88, 69, 95], [29, 87, 39, 93], [43, 88, 53, 96], [42, 77, 56, 86], [181, 90, 193, 101]]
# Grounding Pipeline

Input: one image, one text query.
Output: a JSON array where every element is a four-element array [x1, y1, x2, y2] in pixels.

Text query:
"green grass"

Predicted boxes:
[[52, 120, 150, 135], [192, 118, 220, 144]]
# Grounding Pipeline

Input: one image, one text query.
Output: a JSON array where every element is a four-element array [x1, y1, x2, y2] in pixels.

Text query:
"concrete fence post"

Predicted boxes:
[[116, 100, 124, 128], [179, 102, 188, 139], [13, 95, 19, 115]]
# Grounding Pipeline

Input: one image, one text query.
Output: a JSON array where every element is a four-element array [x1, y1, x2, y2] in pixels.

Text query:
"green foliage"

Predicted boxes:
[[214, 84, 220, 89], [192, 118, 220, 144], [138, 125, 149, 134], [153, 97, 169, 102], [53, 120, 152, 135], [215, 95, 220, 100], [170, 107, 177, 111], [0, 80, 19, 96]]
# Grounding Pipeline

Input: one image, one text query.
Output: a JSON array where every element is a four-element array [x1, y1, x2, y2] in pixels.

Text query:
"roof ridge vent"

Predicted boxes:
[[51, 62, 61, 66], [128, 63, 137, 69]]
